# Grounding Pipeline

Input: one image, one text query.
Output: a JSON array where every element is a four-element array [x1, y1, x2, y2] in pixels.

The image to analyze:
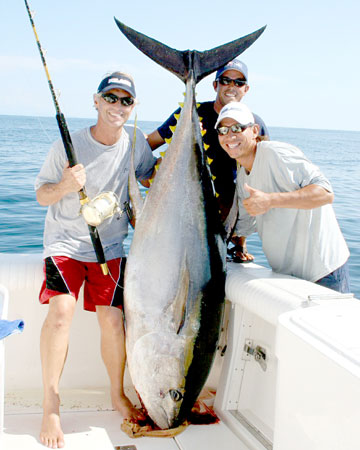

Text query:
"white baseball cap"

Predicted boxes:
[[215, 102, 255, 129]]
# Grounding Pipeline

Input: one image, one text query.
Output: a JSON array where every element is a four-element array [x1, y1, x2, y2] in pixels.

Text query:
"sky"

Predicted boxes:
[[1, 0, 359, 131]]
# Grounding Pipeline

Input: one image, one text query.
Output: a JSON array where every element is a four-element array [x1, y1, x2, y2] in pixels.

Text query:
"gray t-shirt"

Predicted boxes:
[[35, 125, 156, 262], [235, 141, 349, 282]]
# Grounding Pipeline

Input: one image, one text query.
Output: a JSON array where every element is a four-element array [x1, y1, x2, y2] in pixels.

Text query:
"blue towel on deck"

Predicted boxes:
[[0, 319, 24, 340]]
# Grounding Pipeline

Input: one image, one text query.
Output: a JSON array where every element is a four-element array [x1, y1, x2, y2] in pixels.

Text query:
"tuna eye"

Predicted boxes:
[[169, 389, 183, 402]]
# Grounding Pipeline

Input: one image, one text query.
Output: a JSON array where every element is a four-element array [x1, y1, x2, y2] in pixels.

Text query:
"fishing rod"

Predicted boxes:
[[24, 0, 109, 275]]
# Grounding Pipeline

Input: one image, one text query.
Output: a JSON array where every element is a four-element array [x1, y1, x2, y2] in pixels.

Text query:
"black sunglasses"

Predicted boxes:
[[218, 76, 247, 88], [101, 93, 135, 106], [216, 123, 253, 135]]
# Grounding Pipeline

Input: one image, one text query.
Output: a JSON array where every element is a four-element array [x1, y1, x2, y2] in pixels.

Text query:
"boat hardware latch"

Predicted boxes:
[[244, 339, 267, 371]]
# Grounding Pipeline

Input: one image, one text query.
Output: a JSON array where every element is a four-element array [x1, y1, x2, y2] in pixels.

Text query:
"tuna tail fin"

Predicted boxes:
[[114, 18, 266, 84]]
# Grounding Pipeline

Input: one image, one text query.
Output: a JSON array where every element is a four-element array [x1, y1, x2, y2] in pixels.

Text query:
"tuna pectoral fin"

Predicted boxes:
[[114, 18, 266, 84], [168, 256, 190, 334]]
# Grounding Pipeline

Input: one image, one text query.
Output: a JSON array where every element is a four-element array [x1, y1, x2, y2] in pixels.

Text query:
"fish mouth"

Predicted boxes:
[[160, 405, 172, 429], [151, 404, 173, 430]]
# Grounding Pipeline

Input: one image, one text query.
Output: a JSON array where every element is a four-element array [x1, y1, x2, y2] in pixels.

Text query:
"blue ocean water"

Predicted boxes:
[[0, 115, 359, 298]]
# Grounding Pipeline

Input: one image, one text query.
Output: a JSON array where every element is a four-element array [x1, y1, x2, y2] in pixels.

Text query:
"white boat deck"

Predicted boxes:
[[2, 388, 246, 450]]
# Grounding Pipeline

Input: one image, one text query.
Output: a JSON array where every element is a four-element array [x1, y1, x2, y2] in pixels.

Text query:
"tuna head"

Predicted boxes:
[[130, 331, 195, 429]]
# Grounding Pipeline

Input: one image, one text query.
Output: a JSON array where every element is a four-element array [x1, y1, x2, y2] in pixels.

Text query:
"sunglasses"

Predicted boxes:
[[101, 93, 135, 106], [218, 76, 247, 88], [216, 123, 253, 135]]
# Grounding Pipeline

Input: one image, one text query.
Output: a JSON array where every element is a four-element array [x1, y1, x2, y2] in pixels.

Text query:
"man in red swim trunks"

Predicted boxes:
[[35, 72, 156, 448]]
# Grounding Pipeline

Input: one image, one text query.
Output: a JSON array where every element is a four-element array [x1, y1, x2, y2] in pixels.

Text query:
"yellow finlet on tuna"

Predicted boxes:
[[165, 138, 172, 144], [170, 125, 176, 134], [178, 102, 184, 108], [160, 151, 166, 157], [174, 113, 181, 121], [207, 157, 213, 165], [204, 143, 210, 150]]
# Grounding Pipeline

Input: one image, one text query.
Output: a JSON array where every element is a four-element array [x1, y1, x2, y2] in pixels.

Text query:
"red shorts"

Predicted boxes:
[[39, 256, 126, 312]]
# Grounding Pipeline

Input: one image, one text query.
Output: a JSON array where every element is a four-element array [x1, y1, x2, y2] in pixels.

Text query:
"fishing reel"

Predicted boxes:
[[80, 191, 121, 227]]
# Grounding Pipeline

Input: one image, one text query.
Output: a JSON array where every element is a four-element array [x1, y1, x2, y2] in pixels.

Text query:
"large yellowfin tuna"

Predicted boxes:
[[115, 20, 265, 429]]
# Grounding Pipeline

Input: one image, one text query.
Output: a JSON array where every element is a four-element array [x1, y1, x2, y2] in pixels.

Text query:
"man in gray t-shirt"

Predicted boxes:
[[216, 102, 350, 293], [35, 72, 156, 448]]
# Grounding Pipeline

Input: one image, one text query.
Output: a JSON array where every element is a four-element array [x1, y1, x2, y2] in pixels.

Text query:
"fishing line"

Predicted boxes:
[[36, 116, 52, 143], [105, 115, 140, 289], [109, 269, 124, 290]]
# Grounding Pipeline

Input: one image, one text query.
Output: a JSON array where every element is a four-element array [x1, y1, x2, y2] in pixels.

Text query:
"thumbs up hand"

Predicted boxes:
[[243, 183, 272, 216]]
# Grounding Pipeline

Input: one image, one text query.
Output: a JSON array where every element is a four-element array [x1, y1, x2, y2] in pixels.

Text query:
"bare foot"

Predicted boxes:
[[112, 392, 146, 423], [40, 395, 65, 448]]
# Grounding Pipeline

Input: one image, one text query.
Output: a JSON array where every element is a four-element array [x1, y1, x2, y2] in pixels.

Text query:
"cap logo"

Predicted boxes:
[[108, 77, 132, 87], [227, 61, 241, 69]]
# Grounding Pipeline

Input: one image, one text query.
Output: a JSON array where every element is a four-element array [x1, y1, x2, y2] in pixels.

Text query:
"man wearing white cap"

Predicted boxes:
[[215, 102, 350, 292], [35, 71, 155, 448], [147, 59, 267, 262]]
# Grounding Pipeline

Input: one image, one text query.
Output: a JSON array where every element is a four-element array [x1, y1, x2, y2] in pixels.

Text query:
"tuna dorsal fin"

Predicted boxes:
[[114, 18, 266, 84]]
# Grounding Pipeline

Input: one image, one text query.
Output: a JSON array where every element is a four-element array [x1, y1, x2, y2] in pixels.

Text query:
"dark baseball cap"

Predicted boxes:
[[97, 72, 136, 98]]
